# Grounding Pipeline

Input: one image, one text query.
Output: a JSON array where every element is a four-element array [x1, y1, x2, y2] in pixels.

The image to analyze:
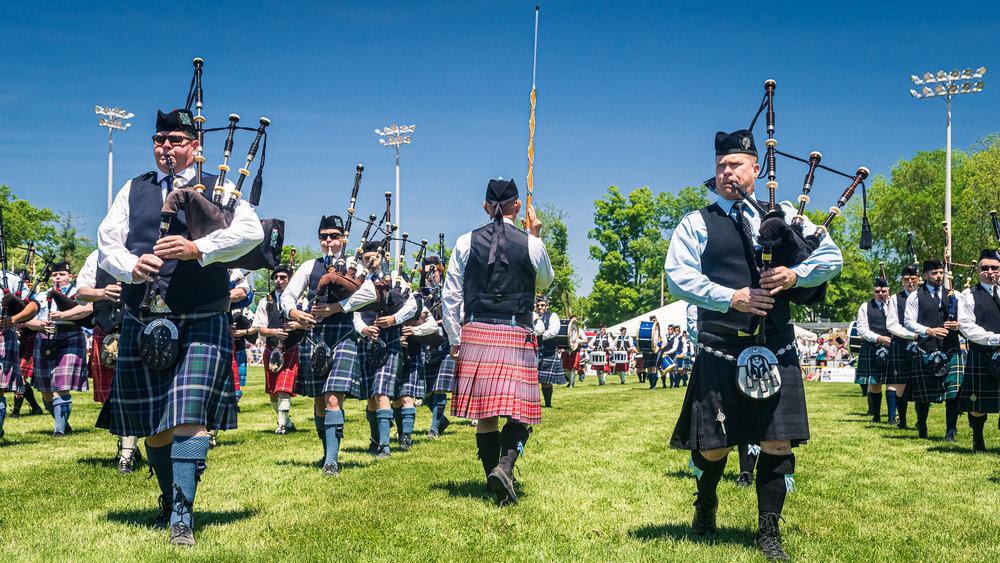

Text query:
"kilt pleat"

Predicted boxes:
[[855, 341, 890, 385], [960, 348, 1000, 412], [451, 322, 541, 425], [670, 330, 809, 451], [886, 339, 915, 385], [96, 312, 237, 437], [264, 344, 299, 395], [89, 327, 115, 403], [32, 330, 88, 393], [424, 355, 455, 393], [355, 325, 403, 399], [395, 349, 425, 398], [295, 320, 358, 397], [561, 348, 581, 371], [537, 350, 564, 385], [1, 328, 24, 393], [909, 349, 963, 403]]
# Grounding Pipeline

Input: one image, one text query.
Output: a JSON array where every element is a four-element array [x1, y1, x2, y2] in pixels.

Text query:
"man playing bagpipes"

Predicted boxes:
[[533, 296, 562, 407], [77, 249, 142, 474], [96, 108, 264, 545], [560, 315, 586, 388], [904, 259, 963, 441], [1, 266, 38, 444], [252, 264, 299, 435], [396, 277, 439, 450], [854, 274, 892, 423], [885, 265, 920, 428], [442, 178, 554, 506], [419, 255, 454, 438], [280, 215, 378, 476], [22, 261, 91, 438], [957, 249, 1000, 452]]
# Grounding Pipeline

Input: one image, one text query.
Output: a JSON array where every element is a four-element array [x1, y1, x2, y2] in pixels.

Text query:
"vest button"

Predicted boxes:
[[493, 294, 503, 302]]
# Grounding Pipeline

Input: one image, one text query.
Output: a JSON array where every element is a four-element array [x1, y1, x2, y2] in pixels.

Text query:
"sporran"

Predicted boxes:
[[139, 317, 180, 371], [99, 331, 121, 368], [736, 345, 782, 400]]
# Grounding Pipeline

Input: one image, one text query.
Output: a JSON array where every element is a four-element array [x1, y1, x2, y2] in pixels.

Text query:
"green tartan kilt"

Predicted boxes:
[[960, 348, 1000, 413], [909, 349, 963, 403]]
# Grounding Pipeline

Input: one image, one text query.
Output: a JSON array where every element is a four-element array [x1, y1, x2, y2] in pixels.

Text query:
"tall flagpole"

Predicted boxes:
[[525, 5, 539, 229]]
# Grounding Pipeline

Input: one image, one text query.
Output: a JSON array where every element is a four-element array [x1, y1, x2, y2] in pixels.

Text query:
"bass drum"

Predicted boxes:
[[637, 320, 661, 354], [556, 318, 581, 350], [848, 322, 862, 355]]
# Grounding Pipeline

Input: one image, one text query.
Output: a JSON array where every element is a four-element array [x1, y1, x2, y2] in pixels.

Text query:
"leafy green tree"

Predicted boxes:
[[535, 202, 578, 317], [0, 185, 59, 271]]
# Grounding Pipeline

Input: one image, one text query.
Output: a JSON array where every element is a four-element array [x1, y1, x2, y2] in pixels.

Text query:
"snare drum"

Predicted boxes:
[[589, 350, 607, 366], [611, 350, 628, 364], [848, 322, 862, 355], [556, 318, 581, 350], [637, 320, 661, 354]]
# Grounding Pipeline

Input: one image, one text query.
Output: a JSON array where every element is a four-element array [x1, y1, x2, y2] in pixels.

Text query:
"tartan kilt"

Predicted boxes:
[[909, 349, 963, 403], [642, 352, 659, 368], [886, 339, 916, 385], [96, 312, 237, 437], [451, 321, 541, 425], [295, 320, 358, 397], [855, 342, 890, 385], [1, 328, 24, 393], [670, 329, 809, 451], [89, 327, 115, 403], [264, 344, 299, 395], [355, 325, 403, 399], [18, 330, 35, 382], [537, 349, 564, 385], [561, 348, 581, 371], [424, 355, 455, 393], [395, 349, 426, 399], [961, 348, 1000, 413], [32, 329, 88, 393]]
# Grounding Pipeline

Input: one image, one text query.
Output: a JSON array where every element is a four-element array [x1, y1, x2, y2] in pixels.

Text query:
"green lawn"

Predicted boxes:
[[2, 368, 999, 562]]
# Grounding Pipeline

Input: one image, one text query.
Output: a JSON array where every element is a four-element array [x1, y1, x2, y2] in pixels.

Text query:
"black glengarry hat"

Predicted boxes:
[[485, 178, 518, 206], [485, 178, 519, 266], [922, 259, 943, 272], [318, 215, 344, 234], [155, 109, 197, 135], [715, 129, 757, 158], [979, 249, 1000, 262], [271, 264, 291, 278], [901, 265, 919, 277], [873, 277, 889, 288], [50, 261, 71, 274]]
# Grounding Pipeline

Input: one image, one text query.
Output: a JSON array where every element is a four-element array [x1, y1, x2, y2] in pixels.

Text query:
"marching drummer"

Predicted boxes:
[[612, 327, 635, 385], [587, 326, 612, 386]]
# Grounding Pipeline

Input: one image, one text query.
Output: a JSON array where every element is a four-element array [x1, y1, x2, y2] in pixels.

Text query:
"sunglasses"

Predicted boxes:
[[981, 265, 1000, 271], [319, 233, 342, 240], [152, 134, 194, 146]]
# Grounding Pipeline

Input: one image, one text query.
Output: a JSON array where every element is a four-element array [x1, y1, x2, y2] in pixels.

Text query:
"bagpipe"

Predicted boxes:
[[0, 207, 50, 321]]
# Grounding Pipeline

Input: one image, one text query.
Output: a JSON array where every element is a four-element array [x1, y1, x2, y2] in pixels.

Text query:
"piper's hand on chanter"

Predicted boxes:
[[282, 320, 305, 333], [102, 283, 122, 302], [0, 317, 13, 330], [311, 302, 344, 319], [48, 311, 65, 322], [522, 205, 543, 238], [760, 266, 798, 294], [154, 235, 203, 261], [402, 325, 415, 336], [943, 320, 959, 332], [361, 325, 379, 339], [266, 327, 290, 340], [132, 254, 163, 282], [926, 327, 949, 338], [450, 345, 460, 359], [375, 316, 395, 328], [288, 309, 316, 328], [730, 287, 774, 316], [877, 335, 892, 346]]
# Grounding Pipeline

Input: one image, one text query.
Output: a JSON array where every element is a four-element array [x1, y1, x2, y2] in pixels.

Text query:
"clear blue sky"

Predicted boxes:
[[1, 1, 997, 289]]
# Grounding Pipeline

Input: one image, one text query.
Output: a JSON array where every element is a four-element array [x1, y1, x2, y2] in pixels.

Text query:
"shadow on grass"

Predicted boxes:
[[926, 445, 971, 454], [77, 456, 119, 469], [429, 479, 496, 504], [630, 523, 751, 546], [664, 470, 694, 480], [274, 459, 371, 471], [105, 507, 257, 529]]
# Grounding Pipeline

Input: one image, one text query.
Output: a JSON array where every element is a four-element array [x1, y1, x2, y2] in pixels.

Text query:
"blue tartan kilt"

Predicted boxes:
[[855, 342, 890, 384], [355, 325, 403, 399], [1, 328, 24, 393], [32, 329, 88, 393], [537, 349, 564, 385], [424, 354, 455, 393], [909, 348, 964, 403], [886, 339, 916, 385], [395, 349, 426, 399], [295, 320, 359, 397], [96, 312, 236, 437], [960, 348, 1000, 413]]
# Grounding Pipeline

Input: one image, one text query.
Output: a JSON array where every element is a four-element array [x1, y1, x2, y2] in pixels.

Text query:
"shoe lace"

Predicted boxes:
[[171, 484, 194, 521]]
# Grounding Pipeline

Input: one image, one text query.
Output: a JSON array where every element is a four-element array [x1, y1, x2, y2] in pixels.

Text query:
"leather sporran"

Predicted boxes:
[[99, 331, 121, 368], [310, 341, 331, 378], [40, 334, 59, 361], [139, 318, 180, 371], [874, 345, 889, 369], [924, 351, 949, 378], [365, 338, 390, 373], [267, 347, 285, 373]]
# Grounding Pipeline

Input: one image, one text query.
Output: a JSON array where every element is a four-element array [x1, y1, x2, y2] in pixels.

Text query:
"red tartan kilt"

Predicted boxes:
[[612, 363, 628, 372], [264, 345, 299, 395], [90, 327, 115, 403], [451, 322, 541, 425], [561, 348, 580, 370]]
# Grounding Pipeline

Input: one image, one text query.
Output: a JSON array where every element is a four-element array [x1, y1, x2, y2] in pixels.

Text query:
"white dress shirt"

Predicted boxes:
[[885, 292, 916, 340], [76, 250, 99, 289], [352, 270, 417, 333], [279, 256, 378, 317], [533, 311, 561, 340], [252, 290, 282, 329], [904, 285, 944, 337], [36, 283, 80, 325], [442, 217, 555, 345], [97, 164, 264, 284], [665, 199, 843, 312], [958, 283, 1000, 346], [856, 299, 888, 342]]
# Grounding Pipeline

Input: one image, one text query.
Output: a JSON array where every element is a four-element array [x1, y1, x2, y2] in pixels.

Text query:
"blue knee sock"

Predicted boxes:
[[314, 415, 326, 453], [145, 443, 173, 497], [324, 409, 344, 467], [393, 406, 403, 435], [437, 395, 448, 421], [0, 396, 6, 434], [401, 407, 416, 435], [376, 409, 393, 450], [43, 398, 54, 417], [170, 435, 210, 527], [886, 389, 898, 422], [64, 395, 72, 423], [649, 373, 658, 389], [366, 409, 378, 443], [429, 394, 442, 433], [51, 395, 68, 433]]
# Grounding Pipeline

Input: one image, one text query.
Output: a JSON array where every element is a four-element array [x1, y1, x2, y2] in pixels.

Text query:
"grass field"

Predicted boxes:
[[2, 368, 1000, 562]]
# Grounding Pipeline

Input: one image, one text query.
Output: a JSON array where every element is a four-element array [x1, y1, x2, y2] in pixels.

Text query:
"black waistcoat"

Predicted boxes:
[[539, 311, 557, 352], [891, 291, 910, 343], [866, 299, 889, 337], [915, 284, 959, 352], [92, 267, 121, 333], [264, 291, 284, 347], [697, 202, 790, 334], [306, 259, 353, 326], [971, 284, 1000, 334], [463, 222, 535, 316], [121, 172, 230, 314]]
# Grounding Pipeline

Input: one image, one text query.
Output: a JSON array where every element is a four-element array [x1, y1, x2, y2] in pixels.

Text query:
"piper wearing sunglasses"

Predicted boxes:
[[957, 249, 1000, 453]]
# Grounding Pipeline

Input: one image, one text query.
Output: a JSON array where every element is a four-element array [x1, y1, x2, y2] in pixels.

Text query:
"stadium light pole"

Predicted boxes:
[[95, 106, 133, 212], [374, 124, 416, 265], [909, 67, 986, 266]]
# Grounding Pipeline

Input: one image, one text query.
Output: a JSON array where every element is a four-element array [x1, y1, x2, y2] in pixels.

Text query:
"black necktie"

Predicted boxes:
[[732, 201, 755, 244], [992, 286, 1000, 310]]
